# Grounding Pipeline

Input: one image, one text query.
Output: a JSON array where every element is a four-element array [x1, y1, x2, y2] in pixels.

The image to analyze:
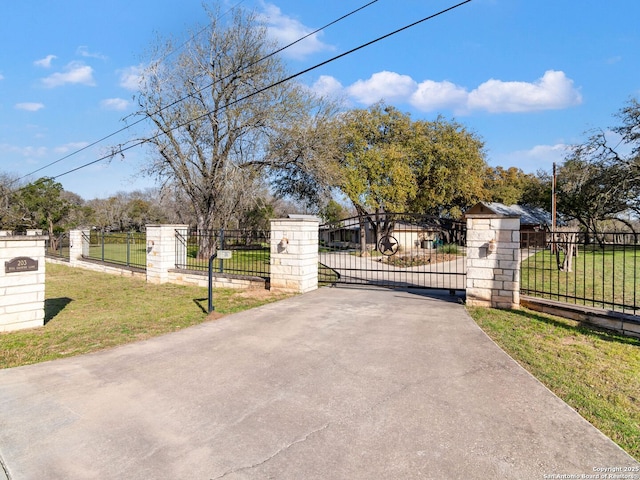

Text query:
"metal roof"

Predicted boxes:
[[467, 202, 552, 226]]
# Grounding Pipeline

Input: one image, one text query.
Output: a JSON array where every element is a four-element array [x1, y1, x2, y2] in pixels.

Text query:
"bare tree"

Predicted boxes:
[[0, 173, 22, 230], [131, 5, 326, 257]]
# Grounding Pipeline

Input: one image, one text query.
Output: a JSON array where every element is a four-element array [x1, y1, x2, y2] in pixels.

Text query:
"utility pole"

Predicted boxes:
[[551, 162, 557, 253]]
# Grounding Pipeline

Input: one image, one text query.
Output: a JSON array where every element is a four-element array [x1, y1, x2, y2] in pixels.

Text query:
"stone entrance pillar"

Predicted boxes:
[[270, 218, 319, 293], [0, 234, 47, 332], [465, 205, 521, 309]]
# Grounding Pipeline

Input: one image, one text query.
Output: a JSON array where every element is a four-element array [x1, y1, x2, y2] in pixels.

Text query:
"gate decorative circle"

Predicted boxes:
[[377, 235, 399, 256]]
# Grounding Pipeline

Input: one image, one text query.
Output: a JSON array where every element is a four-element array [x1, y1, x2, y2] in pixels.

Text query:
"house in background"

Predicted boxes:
[[465, 202, 552, 247], [319, 216, 362, 249], [319, 215, 464, 252]]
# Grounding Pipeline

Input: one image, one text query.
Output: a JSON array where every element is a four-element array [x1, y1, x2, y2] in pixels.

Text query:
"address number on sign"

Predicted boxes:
[[5, 256, 39, 273]]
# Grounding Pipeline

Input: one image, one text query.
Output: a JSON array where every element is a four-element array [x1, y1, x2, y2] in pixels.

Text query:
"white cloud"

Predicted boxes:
[[467, 70, 582, 113], [324, 69, 582, 115], [76, 46, 107, 60], [118, 65, 144, 91], [410, 80, 468, 112], [15, 102, 45, 112], [0, 73, 4, 80], [311, 75, 344, 98], [258, 2, 333, 59], [101, 98, 130, 111], [41, 61, 96, 88], [34, 55, 57, 68], [347, 71, 417, 105]]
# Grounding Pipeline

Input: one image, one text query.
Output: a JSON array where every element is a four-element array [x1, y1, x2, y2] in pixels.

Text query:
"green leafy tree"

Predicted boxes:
[[337, 104, 419, 251], [484, 166, 543, 206], [340, 104, 418, 216], [409, 117, 487, 218], [520, 170, 552, 210], [60, 190, 93, 229], [15, 178, 70, 237], [319, 199, 349, 223], [334, 104, 487, 251]]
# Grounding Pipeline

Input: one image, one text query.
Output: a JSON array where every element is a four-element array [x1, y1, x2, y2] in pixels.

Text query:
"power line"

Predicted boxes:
[[12, 0, 248, 186], [38, 0, 476, 185], [14, 0, 379, 186]]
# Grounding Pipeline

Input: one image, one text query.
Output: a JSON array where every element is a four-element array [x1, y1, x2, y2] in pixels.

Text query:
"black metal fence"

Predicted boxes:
[[319, 213, 467, 290], [175, 228, 270, 279], [45, 233, 70, 261], [521, 231, 640, 315], [82, 231, 147, 270]]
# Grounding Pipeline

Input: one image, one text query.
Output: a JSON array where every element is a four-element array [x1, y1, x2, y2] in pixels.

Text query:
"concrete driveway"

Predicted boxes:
[[0, 286, 637, 479]]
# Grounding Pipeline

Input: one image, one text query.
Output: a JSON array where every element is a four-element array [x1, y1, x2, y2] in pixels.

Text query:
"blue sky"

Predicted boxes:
[[1, 0, 639, 200]]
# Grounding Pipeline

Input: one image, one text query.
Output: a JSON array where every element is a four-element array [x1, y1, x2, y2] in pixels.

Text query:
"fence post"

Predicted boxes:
[[270, 218, 319, 293], [68, 230, 89, 266], [146, 224, 189, 284], [126, 232, 131, 267], [465, 209, 521, 309], [218, 228, 225, 273]]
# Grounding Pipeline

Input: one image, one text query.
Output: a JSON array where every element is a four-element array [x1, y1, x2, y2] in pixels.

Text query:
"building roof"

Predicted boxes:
[[466, 202, 552, 226]]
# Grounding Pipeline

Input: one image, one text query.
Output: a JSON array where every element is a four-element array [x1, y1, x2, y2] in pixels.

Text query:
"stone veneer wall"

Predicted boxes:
[[167, 270, 266, 289], [146, 224, 189, 284], [270, 218, 319, 293], [0, 235, 47, 332], [465, 214, 521, 309]]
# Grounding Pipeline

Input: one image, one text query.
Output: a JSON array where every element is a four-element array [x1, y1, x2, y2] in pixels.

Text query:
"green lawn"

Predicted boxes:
[[469, 306, 640, 461], [521, 246, 640, 312], [87, 244, 147, 268], [184, 248, 270, 277], [85, 243, 271, 277], [0, 263, 291, 369]]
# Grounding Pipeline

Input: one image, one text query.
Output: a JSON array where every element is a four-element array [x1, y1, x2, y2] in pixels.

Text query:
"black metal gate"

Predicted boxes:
[[319, 213, 466, 291]]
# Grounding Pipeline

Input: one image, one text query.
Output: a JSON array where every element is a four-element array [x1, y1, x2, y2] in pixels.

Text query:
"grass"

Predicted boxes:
[[0, 263, 291, 369], [186, 249, 270, 277], [318, 263, 340, 285], [468, 306, 640, 461], [86, 241, 270, 277], [87, 244, 147, 268], [521, 246, 640, 313]]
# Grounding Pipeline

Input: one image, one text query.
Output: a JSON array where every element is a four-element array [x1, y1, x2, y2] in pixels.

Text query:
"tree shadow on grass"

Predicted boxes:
[[507, 308, 640, 347], [44, 297, 72, 325]]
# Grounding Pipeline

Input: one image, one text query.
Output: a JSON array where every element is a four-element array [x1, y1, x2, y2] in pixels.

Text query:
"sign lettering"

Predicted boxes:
[[5, 257, 39, 273]]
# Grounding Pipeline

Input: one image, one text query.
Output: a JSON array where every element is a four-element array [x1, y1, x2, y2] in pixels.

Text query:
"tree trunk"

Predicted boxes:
[[556, 230, 578, 272], [195, 213, 218, 260]]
